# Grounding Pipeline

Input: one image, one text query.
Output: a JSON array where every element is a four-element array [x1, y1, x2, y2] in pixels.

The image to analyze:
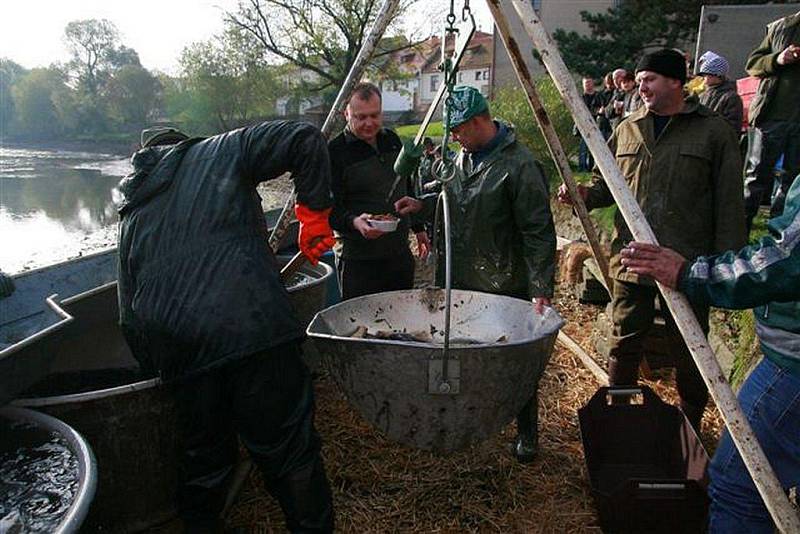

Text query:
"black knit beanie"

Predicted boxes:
[[635, 49, 687, 84]]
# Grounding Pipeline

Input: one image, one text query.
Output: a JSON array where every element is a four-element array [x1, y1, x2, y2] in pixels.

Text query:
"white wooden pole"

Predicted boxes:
[[504, 1, 800, 530], [268, 0, 402, 251], [486, 1, 611, 290]]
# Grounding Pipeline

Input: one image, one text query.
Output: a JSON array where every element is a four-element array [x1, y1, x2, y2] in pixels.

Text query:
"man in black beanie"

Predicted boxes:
[[558, 48, 746, 432]]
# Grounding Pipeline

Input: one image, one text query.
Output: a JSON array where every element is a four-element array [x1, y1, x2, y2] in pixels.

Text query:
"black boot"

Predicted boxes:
[[265, 456, 334, 533], [513, 394, 539, 464]]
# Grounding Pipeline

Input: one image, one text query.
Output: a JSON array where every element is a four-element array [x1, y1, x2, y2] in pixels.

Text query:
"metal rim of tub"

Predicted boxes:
[[280, 254, 333, 293], [0, 405, 98, 534], [14, 377, 162, 407]]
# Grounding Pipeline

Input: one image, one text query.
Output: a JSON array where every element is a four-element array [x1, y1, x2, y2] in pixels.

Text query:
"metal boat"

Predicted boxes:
[[0, 210, 320, 407]]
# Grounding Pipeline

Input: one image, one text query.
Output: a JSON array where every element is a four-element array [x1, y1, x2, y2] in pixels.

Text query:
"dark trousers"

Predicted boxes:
[[607, 281, 710, 410], [744, 121, 800, 233], [578, 138, 593, 171], [337, 250, 415, 300], [174, 342, 333, 533]]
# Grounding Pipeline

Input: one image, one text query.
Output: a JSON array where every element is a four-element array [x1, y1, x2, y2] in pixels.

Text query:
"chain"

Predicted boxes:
[[446, 0, 456, 28], [462, 0, 471, 21]]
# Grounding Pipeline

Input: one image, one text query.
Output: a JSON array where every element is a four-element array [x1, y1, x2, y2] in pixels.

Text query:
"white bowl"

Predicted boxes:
[[367, 218, 399, 232]]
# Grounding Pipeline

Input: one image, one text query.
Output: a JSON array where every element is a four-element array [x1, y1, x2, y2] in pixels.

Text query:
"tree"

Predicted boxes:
[[106, 64, 161, 129], [552, 0, 784, 79], [223, 0, 420, 95], [106, 45, 142, 70], [0, 59, 27, 137], [64, 19, 121, 98], [176, 27, 280, 133], [11, 68, 71, 138]]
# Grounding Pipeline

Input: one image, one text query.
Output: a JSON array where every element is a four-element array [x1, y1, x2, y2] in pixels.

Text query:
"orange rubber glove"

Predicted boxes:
[[294, 203, 335, 265]]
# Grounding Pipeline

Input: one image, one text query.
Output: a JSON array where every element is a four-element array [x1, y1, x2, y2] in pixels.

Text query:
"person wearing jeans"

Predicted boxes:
[[619, 172, 800, 533]]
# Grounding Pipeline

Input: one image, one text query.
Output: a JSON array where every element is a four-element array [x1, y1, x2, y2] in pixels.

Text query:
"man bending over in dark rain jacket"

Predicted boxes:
[[116, 122, 336, 532]]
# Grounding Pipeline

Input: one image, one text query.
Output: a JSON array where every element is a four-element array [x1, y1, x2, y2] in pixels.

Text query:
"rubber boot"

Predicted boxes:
[[679, 400, 705, 436], [265, 456, 334, 533], [513, 392, 539, 464]]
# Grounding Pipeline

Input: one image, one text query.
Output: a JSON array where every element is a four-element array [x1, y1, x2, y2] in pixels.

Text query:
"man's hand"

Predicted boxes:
[[294, 204, 335, 265], [777, 44, 800, 66], [394, 196, 423, 215], [533, 297, 551, 315], [557, 183, 588, 206], [415, 231, 430, 260], [620, 242, 687, 289], [353, 214, 387, 240]]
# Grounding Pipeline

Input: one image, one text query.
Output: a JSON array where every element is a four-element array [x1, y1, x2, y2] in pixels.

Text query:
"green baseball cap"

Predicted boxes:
[[140, 126, 188, 148], [446, 85, 489, 128]]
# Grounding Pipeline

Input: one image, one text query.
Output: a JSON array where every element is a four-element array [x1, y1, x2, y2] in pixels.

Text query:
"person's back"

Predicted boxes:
[[118, 121, 331, 378], [117, 121, 336, 532]]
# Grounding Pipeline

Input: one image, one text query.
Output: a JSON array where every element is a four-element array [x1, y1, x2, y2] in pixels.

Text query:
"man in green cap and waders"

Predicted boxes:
[[395, 85, 557, 463]]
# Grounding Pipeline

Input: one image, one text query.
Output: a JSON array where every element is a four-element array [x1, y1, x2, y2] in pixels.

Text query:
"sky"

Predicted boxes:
[[1, 0, 494, 74]]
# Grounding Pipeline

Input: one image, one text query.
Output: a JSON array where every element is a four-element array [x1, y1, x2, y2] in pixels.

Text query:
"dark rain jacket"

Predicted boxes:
[[699, 79, 744, 133], [116, 121, 332, 380], [746, 11, 800, 125], [329, 127, 423, 260], [426, 123, 556, 300], [584, 98, 747, 285]]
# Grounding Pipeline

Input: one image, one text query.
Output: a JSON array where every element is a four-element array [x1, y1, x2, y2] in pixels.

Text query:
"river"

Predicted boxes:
[[0, 146, 131, 274]]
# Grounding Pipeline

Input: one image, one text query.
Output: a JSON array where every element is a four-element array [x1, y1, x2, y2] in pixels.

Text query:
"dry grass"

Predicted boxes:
[[226, 282, 724, 533]]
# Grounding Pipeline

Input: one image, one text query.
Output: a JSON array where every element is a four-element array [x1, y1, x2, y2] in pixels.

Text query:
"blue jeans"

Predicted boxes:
[[708, 357, 800, 533]]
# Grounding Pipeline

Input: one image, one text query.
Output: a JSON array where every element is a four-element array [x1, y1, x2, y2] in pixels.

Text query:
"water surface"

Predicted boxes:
[[0, 146, 131, 273]]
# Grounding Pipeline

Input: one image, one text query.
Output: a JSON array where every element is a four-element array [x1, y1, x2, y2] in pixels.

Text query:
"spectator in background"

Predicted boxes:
[[605, 68, 628, 130], [619, 71, 642, 118], [596, 72, 616, 139], [698, 51, 744, 134], [578, 76, 602, 171], [742, 9, 800, 234]]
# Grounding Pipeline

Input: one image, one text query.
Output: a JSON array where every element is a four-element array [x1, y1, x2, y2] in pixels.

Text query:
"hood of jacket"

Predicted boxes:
[[116, 139, 201, 215]]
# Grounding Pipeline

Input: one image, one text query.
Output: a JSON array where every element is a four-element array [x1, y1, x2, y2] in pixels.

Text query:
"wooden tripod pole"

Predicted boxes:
[[505, 1, 800, 531], [486, 1, 611, 291], [267, 0, 402, 252]]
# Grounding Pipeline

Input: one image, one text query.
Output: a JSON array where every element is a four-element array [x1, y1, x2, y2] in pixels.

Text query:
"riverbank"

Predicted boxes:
[[2, 138, 136, 157]]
